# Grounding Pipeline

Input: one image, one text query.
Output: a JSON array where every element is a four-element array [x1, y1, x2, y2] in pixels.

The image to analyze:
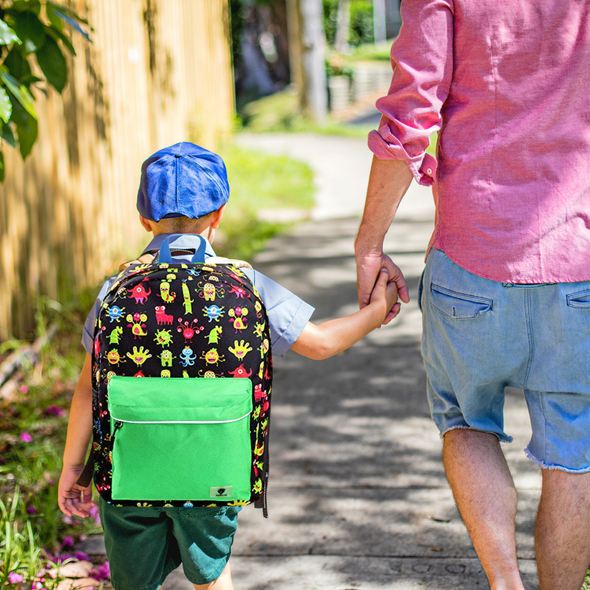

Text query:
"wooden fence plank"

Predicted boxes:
[[0, 0, 234, 340]]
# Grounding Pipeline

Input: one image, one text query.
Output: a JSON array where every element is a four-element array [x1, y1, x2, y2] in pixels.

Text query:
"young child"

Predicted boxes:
[[58, 142, 398, 590]]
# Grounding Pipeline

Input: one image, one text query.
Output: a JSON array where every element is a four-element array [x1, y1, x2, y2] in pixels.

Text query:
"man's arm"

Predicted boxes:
[[355, 157, 413, 321], [291, 269, 398, 359], [58, 353, 96, 518]]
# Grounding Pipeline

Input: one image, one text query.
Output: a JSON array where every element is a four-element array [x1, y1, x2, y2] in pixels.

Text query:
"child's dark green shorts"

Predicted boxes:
[[99, 498, 241, 590]]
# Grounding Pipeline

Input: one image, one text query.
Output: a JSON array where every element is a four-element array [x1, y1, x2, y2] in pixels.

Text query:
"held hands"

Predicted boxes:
[[358, 251, 409, 325], [369, 268, 401, 325], [58, 466, 95, 518]]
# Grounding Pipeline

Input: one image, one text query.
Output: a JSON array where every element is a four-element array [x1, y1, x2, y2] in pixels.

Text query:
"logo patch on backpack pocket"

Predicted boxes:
[[211, 486, 233, 498]]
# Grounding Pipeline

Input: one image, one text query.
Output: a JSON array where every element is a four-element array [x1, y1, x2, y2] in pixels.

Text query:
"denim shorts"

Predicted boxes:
[[99, 498, 241, 590], [420, 248, 590, 473]]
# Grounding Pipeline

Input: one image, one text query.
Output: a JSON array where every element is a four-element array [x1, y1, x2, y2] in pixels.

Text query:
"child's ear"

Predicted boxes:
[[211, 204, 227, 229], [139, 214, 153, 232]]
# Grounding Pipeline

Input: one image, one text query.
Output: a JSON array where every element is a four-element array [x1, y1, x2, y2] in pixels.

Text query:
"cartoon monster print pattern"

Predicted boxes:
[[91, 261, 273, 509]]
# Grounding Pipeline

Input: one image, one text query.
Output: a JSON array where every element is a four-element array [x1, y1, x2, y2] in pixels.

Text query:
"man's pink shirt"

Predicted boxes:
[[369, 0, 590, 283]]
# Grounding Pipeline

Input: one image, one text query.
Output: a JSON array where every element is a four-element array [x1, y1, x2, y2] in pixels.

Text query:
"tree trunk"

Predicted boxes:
[[286, 0, 327, 123], [373, 0, 387, 44], [335, 0, 351, 53]]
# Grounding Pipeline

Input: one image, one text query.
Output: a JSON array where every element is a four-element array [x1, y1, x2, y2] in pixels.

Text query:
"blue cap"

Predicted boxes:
[[137, 142, 229, 222]]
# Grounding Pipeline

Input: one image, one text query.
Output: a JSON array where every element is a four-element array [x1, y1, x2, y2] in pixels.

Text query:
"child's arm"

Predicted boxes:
[[291, 269, 397, 360], [58, 353, 96, 518]]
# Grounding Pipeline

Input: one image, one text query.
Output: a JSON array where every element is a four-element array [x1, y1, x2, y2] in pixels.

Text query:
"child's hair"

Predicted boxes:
[[153, 211, 217, 234]]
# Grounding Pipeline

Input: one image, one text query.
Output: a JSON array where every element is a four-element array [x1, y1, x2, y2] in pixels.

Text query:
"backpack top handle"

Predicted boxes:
[[158, 234, 207, 264]]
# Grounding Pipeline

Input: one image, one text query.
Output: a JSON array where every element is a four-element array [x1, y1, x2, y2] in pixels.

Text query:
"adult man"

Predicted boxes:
[[355, 2, 590, 590]]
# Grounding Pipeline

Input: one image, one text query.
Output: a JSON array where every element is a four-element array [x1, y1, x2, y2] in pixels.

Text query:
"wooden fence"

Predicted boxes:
[[0, 0, 235, 340]]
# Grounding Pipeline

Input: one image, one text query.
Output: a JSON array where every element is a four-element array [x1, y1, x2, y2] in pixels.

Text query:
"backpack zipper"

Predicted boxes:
[[111, 420, 123, 442], [109, 412, 251, 425]]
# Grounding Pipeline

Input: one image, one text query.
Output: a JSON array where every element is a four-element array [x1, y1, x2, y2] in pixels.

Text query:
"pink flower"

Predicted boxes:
[[27, 505, 36, 514], [89, 562, 110, 581], [61, 536, 74, 549], [20, 431, 32, 443], [19, 385, 29, 394], [75, 551, 89, 561], [8, 572, 24, 583], [45, 406, 64, 417]]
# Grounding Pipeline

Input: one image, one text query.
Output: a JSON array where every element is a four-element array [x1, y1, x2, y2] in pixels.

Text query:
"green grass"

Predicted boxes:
[[335, 40, 392, 62], [214, 143, 315, 260], [239, 88, 373, 137]]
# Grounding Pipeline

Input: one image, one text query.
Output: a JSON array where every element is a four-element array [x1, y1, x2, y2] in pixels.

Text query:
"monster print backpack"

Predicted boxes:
[[81, 236, 273, 515]]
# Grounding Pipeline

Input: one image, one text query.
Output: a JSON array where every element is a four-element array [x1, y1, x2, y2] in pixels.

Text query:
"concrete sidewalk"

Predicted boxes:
[[81, 134, 542, 589]]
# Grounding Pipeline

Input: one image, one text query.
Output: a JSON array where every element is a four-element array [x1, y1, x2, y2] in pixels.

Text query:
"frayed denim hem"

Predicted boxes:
[[440, 424, 513, 444], [524, 447, 590, 473]]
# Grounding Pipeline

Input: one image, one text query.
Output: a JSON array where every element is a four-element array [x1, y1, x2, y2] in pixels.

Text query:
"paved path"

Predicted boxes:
[[81, 133, 542, 589]]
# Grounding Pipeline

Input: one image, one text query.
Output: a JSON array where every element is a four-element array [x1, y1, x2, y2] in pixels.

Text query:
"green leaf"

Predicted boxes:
[[45, 3, 63, 31], [3, 46, 31, 82], [20, 74, 42, 86], [10, 98, 37, 158], [0, 150, 6, 182], [14, 11, 46, 54], [36, 35, 66, 92], [16, 118, 37, 158], [0, 88, 12, 123], [9, 1, 41, 15], [1, 122, 18, 148], [1, 72, 36, 118], [0, 21, 21, 46], [47, 2, 89, 25], [44, 25, 76, 56]]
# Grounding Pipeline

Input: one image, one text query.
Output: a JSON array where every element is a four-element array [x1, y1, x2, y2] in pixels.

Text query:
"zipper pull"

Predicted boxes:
[[112, 420, 123, 441]]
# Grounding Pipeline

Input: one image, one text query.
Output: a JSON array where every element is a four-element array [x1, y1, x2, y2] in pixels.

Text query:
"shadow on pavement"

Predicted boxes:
[[225, 217, 541, 590]]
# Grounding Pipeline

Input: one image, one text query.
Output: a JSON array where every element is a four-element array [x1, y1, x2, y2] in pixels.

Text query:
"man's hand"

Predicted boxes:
[[356, 250, 409, 324], [355, 157, 414, 323], [58, 466, 95, 518]]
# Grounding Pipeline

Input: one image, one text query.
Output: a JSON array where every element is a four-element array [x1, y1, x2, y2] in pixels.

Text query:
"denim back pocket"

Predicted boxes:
[[566, 289, 590, 309], [430, 283, 493, 319]]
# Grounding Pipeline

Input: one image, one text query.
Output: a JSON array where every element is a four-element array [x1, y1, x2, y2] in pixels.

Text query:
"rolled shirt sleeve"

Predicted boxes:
[[369, 0, 454, 186]]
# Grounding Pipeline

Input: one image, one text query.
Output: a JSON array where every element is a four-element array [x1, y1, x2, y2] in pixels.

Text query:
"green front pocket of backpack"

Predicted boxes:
[[107, 376, 253, 502]]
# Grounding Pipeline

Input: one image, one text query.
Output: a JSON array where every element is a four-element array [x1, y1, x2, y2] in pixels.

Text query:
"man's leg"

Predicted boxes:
[[535, 469, 590, 590], [443, 429, 525, 590], [193, 563, 234, 590]]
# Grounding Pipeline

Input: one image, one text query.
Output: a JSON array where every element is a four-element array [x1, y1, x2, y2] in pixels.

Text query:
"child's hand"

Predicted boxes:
[[369, 268, 400, 325], [58, 466, 95, 518]]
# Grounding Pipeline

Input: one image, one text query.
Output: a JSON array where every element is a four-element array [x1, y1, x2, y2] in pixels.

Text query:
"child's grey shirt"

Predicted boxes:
[[82, 234, 314, 357]]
